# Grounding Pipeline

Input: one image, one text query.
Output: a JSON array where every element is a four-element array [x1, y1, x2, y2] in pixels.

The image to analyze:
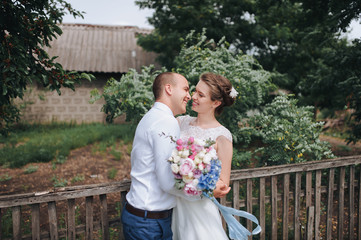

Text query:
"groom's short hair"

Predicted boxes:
[[153, 72, 177, 100]]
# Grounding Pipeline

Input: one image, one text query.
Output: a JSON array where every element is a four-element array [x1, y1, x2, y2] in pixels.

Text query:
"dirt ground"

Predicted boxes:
[[0, 134, 361, 196], [0, 143, 132, 196]]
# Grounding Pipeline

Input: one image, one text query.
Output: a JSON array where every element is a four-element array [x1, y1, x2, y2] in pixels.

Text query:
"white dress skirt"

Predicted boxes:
[[172, 115, 232, 240]]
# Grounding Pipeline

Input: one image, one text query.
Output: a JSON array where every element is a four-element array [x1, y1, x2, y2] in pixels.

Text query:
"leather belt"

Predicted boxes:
[[125, 202, 173, 219]]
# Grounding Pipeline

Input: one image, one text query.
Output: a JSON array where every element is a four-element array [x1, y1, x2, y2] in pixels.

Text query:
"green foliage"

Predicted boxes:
[[0, 123, 136, 168], [110, 145, 123, 161], [136, 0, 361, 142], [240, 95, 334, 166], [0, 173, 12, 182], [231, 149, 252, 169], [0, 209, 12, 238], [23, 165, 39, 174], [90, 66, 166, 123], [0, 0, 94, 134], [51, 175, 68, 187], [71, 174, 85, 184], [107, 167, 118, 179]]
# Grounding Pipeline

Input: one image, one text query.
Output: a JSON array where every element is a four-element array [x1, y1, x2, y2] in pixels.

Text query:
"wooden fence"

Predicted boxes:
[[0, 155, 360, 239]]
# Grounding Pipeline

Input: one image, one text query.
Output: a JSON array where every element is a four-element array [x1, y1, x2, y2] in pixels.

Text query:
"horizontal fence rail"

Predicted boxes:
[[0, 155, 361, 239]]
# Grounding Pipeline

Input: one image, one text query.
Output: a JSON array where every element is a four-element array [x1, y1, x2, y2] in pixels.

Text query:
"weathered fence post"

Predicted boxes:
[[48, 201, 58, 240], [31, 203, 40, 240], [306, 206, 315, 240], [12, 206, 21, 240], [67, 199, 76, 240], [85, 196, 94, 240], [282, 174, 290, 239], [100, 194, 109, 240]]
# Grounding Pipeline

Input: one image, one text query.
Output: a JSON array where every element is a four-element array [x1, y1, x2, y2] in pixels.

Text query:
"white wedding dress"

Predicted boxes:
[[172, 115, 232, 240]]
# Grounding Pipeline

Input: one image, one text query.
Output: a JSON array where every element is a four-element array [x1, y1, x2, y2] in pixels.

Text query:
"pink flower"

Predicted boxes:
[[176, 139, 183, 145], [188, 152, 197, 160], [193, 169, 202, 178], [179, 158, 195, 176], [176, 145, 183, 151], [188, 137, 194, 144], [184, 183, 200, 196]]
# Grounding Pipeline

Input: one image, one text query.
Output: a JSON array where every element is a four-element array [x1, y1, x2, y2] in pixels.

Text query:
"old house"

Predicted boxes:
[[20, 23, 158, 123]]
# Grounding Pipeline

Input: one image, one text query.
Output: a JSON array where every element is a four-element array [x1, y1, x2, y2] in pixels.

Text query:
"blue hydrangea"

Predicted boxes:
[[197, 159, 221, 193]]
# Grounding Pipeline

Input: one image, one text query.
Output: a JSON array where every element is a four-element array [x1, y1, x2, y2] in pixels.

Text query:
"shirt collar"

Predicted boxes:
[[153, 102, 174, 116]]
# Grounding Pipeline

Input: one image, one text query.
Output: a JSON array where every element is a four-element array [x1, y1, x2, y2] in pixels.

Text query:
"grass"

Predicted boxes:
[[51, 175, 68, 187], [107, 167, 118, 179], [23, 165, 39, 174], [0, 173, 12, 182], [71, 174, 85, 184], [0, 122, 136, 168]]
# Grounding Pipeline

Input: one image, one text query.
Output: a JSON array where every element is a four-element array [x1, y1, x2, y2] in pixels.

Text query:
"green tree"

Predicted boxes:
[[0, 0, 93, 133], [135, 0, 254, 68], [136, 0, 361, 142]]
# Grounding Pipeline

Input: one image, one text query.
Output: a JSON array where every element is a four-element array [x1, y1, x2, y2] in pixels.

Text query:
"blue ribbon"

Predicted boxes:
[[204, 193, 262, 240]]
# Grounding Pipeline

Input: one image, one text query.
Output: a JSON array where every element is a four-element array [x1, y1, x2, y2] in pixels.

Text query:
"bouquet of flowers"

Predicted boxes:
[[168, 136, 262, 240], [168, 136, 221, 197]]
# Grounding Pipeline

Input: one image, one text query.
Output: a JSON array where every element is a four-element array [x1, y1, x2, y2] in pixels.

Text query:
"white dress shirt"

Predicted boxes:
[[126, 102, 179, 211]]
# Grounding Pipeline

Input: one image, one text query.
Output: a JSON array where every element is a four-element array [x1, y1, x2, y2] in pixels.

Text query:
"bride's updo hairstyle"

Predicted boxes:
[[200, 72, 235, 115]]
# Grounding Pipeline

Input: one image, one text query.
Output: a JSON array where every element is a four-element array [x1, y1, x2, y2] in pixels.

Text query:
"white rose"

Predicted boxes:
[[197, 151, 205, 159], [192, 179, 199, 186], [173, 155, 181, 163], [194, 156, 201, 164], [203, 154, 211, 164], [198, 163, 204, 170], [181, 150, 190, 158], [171, 164, 179, 174], [209, 148, 217, 159], [188, 172, 193, 178]]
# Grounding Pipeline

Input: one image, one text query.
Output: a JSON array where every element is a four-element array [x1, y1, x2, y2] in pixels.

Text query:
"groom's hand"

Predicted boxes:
[[213, 181, 231, 198]]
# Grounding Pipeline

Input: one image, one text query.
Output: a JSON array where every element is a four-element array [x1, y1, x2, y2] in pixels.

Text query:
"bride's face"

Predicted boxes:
[[191, 80, 220, 114]]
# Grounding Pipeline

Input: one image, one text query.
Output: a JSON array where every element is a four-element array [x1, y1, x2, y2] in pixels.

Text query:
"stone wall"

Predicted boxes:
[[19, 74, 125, 124]]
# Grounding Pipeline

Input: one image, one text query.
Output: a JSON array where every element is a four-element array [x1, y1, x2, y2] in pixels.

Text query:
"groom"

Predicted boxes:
[[121, 72, 229, 239]]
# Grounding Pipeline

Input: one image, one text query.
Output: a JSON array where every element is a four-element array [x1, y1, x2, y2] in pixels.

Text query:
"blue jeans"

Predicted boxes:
[[121, 204, 173, 240]]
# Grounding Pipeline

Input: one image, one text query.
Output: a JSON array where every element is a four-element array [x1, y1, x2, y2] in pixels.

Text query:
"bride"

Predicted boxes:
[[172, 72, 237, 240]]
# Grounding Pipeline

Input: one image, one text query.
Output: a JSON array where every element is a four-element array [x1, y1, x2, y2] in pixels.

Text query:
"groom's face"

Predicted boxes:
[[171, 75, 191, 115]]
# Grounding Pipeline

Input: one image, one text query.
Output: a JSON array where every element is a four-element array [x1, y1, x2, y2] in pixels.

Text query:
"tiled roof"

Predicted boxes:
[[44, 24, 159, 73]]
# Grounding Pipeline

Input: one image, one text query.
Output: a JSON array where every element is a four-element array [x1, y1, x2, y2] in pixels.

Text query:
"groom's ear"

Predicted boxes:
[[164, 84, 172, 96]]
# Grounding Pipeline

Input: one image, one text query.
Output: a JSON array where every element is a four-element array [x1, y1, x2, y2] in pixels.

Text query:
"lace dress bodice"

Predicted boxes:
[[177, 115, 232, 142]]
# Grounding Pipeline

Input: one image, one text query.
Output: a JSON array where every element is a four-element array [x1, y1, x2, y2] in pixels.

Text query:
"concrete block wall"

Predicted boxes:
[[19, 76, 124, 124]]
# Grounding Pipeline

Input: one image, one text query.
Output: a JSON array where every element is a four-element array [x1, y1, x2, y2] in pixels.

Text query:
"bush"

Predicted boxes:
[[239, 95, 334, 166], [90, 66, 167, 123]]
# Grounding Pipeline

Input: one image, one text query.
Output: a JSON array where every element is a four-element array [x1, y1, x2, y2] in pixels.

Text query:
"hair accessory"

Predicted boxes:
[[229, 87, 238, 98]]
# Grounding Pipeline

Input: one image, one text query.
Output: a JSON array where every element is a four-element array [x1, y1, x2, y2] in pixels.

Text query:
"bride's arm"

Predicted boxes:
[[213, 135, 233, 198]]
